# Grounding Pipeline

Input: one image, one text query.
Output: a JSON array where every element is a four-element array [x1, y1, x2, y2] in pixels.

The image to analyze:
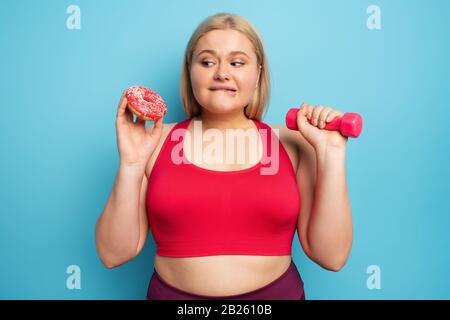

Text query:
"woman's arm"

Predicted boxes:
[[95, 164, 149, 268], [276, 118, 353, 272], [279, 104, 354, 271], [296, 137, 353, 272]]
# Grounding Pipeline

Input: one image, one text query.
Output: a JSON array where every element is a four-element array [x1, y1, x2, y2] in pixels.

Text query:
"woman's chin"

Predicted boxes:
[[202, 104, 241, 114]]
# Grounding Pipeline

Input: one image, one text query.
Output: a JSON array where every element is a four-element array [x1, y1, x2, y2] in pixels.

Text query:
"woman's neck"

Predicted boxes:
[[193, 109, 253, 132]]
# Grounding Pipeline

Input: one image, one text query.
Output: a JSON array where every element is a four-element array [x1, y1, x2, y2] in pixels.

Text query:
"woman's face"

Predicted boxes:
[[190, 29, 261, 116]]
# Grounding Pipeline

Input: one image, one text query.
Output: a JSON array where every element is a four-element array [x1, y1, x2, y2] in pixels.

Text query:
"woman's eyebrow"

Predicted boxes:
[[195, 49, 250, 58]]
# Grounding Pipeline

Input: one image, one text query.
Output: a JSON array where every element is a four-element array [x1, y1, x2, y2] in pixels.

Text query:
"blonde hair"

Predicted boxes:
[[180, 12, 270, 121]]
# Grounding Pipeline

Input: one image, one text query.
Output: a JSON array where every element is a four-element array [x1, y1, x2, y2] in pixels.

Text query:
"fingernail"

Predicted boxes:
[[320, 120, 324, 128]]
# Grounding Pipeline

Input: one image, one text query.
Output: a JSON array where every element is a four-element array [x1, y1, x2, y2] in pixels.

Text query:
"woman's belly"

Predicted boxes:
[[154, 254, 292, 296]]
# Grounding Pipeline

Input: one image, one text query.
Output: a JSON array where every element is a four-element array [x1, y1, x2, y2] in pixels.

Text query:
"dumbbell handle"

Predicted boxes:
[[286, 108, 363, 138]]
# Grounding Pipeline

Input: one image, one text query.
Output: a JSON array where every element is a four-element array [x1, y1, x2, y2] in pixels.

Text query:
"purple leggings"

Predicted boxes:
[[146, 260, 305, 300]]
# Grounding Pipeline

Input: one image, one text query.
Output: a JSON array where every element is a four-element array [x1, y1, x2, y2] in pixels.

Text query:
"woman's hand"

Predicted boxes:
[[115, 92, 164, 170], [295, 103, 348, 151]]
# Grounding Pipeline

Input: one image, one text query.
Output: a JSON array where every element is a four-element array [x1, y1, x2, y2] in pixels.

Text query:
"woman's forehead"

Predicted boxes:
[[195, 29, 255, 57]]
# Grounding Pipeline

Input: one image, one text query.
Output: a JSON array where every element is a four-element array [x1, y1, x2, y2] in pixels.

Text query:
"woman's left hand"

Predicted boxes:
[[295, 103, 348, 151]]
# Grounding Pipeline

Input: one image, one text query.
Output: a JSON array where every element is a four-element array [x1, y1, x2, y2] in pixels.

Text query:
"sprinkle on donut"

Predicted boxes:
[[125, 86, 167, 121]]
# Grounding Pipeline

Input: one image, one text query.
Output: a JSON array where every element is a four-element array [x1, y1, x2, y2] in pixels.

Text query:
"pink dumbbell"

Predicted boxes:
[[285, 108, 363, 138]]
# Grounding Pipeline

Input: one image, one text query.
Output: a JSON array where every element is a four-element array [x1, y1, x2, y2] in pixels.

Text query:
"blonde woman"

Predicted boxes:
[[95, 12, 353, 300]]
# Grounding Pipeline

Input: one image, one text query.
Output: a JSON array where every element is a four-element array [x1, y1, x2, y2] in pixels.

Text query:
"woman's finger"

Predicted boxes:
[[299, 103, 312, 119], [311, 105, 324, 126], [296, 103, 309, 128], [136, 117, 146, 126], [318, 106, 332, 128], [150, 117, 164, 138], [125, 107, 134, 123], [116, 93, 128, 119], [326, 111, 338, 123]]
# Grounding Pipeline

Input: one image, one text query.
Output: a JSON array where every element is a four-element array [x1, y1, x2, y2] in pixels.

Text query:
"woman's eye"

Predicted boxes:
[[201, 61, 245, 67]]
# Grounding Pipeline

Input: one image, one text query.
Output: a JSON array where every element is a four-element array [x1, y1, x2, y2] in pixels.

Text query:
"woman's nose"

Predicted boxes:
[[214, 64, 230, 80], [214, 72, 229, 80]]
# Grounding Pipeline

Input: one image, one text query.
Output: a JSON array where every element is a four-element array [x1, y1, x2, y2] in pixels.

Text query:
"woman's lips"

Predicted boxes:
[[210, 89, 237, 96]]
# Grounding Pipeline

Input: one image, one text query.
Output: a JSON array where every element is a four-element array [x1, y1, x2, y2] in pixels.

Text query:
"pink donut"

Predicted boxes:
[[125, 86, 167, 121]]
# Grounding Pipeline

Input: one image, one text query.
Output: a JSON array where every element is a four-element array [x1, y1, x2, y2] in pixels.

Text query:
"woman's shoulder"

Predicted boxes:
[[266, 123, 300, 150], [267, 122, 315, 161], [151, 122, 179, 147]]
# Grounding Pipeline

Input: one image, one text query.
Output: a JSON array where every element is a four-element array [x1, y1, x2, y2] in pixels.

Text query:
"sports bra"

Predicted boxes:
[[146, 118, 301, 257]]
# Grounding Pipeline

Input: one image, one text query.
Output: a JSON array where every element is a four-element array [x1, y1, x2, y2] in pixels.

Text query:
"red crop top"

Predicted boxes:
[[146, 118, 301, 257]]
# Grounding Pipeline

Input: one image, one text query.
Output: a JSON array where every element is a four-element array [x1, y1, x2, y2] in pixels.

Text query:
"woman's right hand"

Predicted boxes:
[[115, 92, 164, 171]]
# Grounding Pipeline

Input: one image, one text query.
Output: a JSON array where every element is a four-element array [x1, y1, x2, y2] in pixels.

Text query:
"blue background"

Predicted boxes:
[[1, 0, 449, 299]]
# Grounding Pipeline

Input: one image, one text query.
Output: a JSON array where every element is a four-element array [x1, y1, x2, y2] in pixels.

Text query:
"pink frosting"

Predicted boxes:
[[125, 86, 167, 120]]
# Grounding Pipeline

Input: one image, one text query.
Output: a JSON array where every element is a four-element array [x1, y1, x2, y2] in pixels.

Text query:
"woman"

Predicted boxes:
[[95, 12, 353, 300]]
